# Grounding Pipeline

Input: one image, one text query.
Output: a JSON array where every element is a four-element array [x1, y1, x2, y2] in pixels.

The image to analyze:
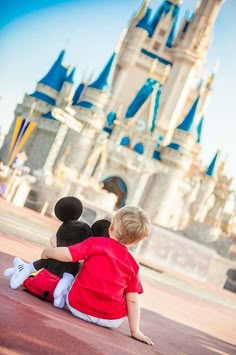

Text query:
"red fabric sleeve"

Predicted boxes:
[[125, 272, 143, 294], [68, 237, 95, 262]]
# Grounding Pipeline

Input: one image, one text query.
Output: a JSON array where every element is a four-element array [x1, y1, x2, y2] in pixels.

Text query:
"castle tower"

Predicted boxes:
[[190, 150, 220, 223], [57, 67, 76, 107], [97, 78, 164, 209], [156, 0, 224, 143], [139, 96, 198, 229], [59, 52, 117, 174], [0, 50, 70, 170], [111, 0, 175, 112], [189, 115, 204, 177], [204, 159, 232, 228]]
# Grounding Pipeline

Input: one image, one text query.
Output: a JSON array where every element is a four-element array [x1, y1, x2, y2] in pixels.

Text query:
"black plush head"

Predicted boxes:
[[55, 196, 82, 222], [91, 219, 111, 238], [57, 221, 92, 247], [55, 196, 92, 247]]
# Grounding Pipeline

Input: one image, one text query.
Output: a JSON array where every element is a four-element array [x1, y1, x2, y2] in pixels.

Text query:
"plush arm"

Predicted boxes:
[[4, 257, 36, 289], [126, 292, 154, 345]]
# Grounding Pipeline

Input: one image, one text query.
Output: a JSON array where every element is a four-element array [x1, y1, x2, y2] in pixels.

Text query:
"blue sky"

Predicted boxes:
[[0, 0, 235, 186]]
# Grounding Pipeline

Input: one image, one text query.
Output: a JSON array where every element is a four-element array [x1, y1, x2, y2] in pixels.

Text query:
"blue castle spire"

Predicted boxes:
[[72, 81, 86, 105], [148, 0, 181, 47], [38, 50, 67, 91], [196, 116, 204, 143], [88, 52, 116, 92], [177, 96, 200, 132], [205, 151, 219, 177], [65, 67, 76, 84], [136, 6, 152, 34]]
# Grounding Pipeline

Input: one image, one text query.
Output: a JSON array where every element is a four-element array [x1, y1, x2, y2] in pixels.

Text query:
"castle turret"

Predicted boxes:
[[62, 53, 117, 173], [148, 0, 181, 48], [189, 151, 220, 223], [176, 0, 224, 61], [161, 96, 199, 174], [0, 50, 71, 169], [57, 67, 76, 107], [140, 95, 199, 229], [156, 0, 224, 143]]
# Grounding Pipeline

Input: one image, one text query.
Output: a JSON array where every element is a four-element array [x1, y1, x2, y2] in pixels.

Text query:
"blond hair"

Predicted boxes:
[[112, 205, 151, 245]]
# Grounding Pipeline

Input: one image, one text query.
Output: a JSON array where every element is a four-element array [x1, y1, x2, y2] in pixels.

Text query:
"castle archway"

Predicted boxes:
[[103, 176, 127, 209]]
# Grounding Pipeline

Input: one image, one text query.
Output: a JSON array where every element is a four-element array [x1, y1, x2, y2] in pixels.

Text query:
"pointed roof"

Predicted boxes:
[[177, 96, 200, 132], [166, 5, 181, 48], [65, 67, 76, 84], [88, 52, 116, 92], [103, 111, 117, 135], [205, 151, 219, 177], [196, 116, 204, 143], [134, 0, 149, 21], [106, 111, 116, 126], [39, 50, 67, 92], [148, 0, 181, 47], [136, 6, 152, 34], [72, 81, 86, 105]]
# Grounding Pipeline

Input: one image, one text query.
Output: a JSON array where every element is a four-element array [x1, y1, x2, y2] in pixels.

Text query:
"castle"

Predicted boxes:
[[1, 0, 235, 248]]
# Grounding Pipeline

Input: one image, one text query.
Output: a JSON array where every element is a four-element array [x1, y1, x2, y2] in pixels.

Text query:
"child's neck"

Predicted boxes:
[[109, 232, 120, 243]]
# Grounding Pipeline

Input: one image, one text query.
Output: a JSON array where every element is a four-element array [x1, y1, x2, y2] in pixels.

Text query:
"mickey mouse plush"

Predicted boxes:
[[4, 196, 111, 308], [4, 196, 92, 307]]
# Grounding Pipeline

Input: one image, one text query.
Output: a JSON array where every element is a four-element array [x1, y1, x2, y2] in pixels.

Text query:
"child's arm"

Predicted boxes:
[[126, 292, 154, 345], [41, 247, 72, 262]]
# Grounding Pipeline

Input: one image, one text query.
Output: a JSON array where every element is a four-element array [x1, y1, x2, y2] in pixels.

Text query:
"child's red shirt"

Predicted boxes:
[[68, 237, 143, 320]]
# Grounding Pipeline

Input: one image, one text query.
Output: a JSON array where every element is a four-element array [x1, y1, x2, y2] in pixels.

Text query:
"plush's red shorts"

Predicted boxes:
[[23, 269, 61, 302]]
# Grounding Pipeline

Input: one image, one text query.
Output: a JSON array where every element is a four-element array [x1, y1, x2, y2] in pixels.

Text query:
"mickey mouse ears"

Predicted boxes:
[[54, 196, 83, 222]]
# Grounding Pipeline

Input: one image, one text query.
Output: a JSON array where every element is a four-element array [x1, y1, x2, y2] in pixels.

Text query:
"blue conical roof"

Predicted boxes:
[[72, 81, 86, 105], [148, 0, 180, 47], [205, 151, 219, 177], [65, 67, 76, 84], [196, 116, 204, 143], [39, 50, 67, 91], [177, 96, 200, 132], [136, 7, 152, 34], [88, 53, 116, 92]]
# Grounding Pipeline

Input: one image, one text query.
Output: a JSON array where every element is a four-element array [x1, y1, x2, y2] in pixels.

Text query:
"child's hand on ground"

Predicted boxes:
[[131, 330, 154, 345]]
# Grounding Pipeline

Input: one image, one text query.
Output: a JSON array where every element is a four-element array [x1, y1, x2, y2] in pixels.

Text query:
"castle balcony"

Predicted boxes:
[[74, 106, 105, 130], [108, 142, 163, 174], [137, 49, 172, 84]]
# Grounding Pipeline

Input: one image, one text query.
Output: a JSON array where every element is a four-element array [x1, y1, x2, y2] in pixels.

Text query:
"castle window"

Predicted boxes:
[[133, 142, 144, 155], [120, 136, 130, 147], [153, 41, 161, 51]]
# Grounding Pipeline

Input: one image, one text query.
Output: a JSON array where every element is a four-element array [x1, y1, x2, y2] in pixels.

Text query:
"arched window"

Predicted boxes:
[[134, 142, 144, 155], [120, 136, 130, 146]]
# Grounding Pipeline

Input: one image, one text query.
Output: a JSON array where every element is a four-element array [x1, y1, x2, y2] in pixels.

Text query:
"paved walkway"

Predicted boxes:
[[1, 233, 236, 354]]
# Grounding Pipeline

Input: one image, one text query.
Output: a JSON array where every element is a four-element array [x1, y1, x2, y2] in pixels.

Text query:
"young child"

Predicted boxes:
[[41, 206, 153, 345]]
